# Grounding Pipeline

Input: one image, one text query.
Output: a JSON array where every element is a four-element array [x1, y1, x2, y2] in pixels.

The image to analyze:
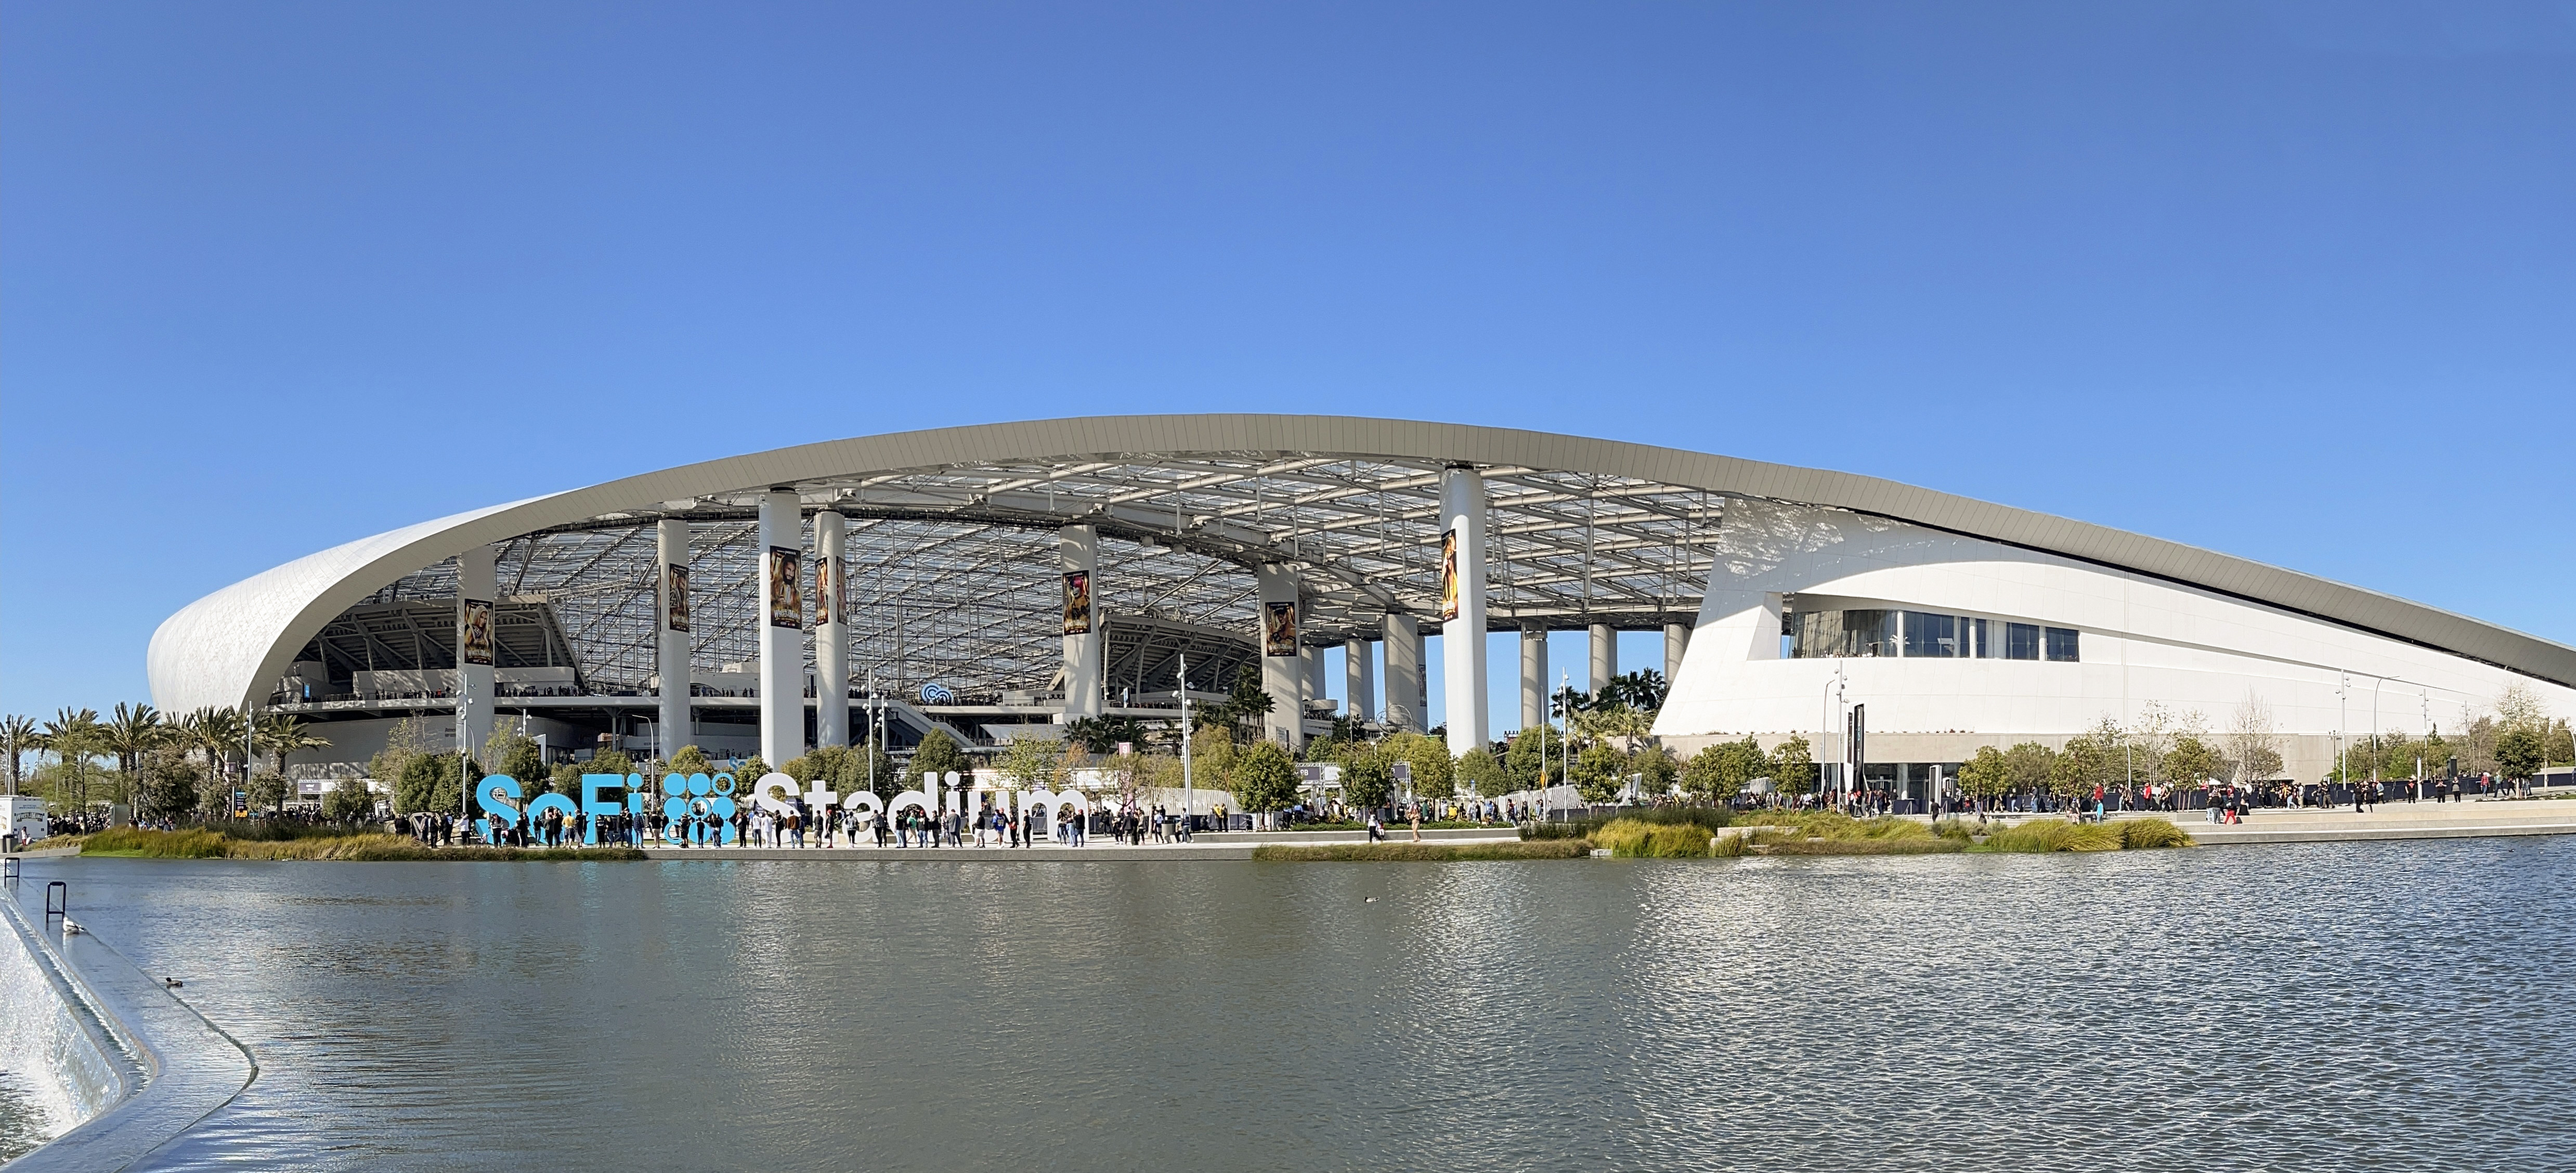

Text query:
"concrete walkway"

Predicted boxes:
[[2160, 798, 2576, 846]]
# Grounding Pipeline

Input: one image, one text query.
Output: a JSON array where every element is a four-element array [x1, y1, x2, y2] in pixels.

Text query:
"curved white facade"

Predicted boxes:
[[1655, 499, 2573, 779]]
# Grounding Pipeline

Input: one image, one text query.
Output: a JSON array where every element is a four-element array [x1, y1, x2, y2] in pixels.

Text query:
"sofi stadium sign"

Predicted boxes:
[[474, 770, 1100, 845]]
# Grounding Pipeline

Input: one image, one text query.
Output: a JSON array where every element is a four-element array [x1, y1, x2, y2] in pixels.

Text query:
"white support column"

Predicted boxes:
[[1520, 623, 1549, 731], [656, 519, 693, 761], [1300, 644, 1325, 713], [758, 489, 805, 766], [1059, 525, 1103, 721], [1663, 621, 1690, 685], [1255, 564, 1303, 748], [814, 511, 849, 748], [1588, 622, 1618, 694], [455, 544, 498, 758], [1439, 467, 1489, 755], [1382, 613, 1423, 732], [1344, 637, 1375, 720]]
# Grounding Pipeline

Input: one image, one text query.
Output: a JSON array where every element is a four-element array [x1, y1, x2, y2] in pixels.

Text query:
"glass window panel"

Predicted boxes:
[[1967, 617, 1989, 658], [2045, 627, 2080, 662], [1903, 611, 1956, 657], [2004, 622, 2040, 660], [1845, 609, 1893, 657]]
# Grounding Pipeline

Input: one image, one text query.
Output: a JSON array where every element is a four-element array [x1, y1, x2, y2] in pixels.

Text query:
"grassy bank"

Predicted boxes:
[[1578, 813, 2194, 858], [1252, 840, 1591, 862], [79, 827, 646, 862]]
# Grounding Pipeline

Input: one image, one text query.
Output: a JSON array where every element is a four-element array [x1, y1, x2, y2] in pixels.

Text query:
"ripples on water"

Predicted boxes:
[[19, 838, 2574, 1171]]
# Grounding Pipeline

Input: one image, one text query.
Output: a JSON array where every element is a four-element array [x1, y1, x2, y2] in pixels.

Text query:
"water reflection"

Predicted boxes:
[[16, 838, 2573, 1171]]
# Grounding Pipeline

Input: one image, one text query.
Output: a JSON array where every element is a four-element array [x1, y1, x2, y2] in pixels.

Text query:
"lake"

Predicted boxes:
[[15, 836, 2573, 1171]]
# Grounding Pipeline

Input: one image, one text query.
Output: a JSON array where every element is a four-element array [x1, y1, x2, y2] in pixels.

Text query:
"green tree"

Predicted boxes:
[[1503, 726, 1557, 789], [1225, 664, 1275, 736], [2049, 735, 2104, 804], [910, 729, 967, 783], [1458, 747, 1512, 798], [1956, 745, 2010, 806], [997, 736, 1062, 790], [1063, 715, 1148, 756], [255, 711, 331, 778], [549, 762, 585, 797], [40, 708, 103, 809], [2495, 727, 2544, 782], [2163, 735, 2223, 789], [1683, 738, 1766, 801], [3, 714, 37, 794], [104, 702, 168, 804], [322, 776, 374, 823], [1381, 732, 1455, 801], [395, 753, 471, 816], [1634, 746, 1678, 798], [1571, 742, 1627, 803], [133, 749, 205, 823], [248, 771, 290, 813], [1766, 734, 1817, 796], [1232, 740, 1301, 813], [2003, 741, 2056, 798], [1339, 741, 1395, 811], [494, 736, 547, 790], [589, 749, 635, 780], [668, 745, 713, 775]]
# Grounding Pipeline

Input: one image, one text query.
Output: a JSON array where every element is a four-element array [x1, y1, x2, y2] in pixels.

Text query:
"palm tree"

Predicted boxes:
[[2, 714, 35, 796], [255, 711, 332, 776], [41, 707, 102, 809], [182, 707, 249, 788], [104, 702, 168, 805]]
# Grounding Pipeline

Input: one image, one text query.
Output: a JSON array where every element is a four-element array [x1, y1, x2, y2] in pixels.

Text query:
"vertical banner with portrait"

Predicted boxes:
[[665, 564, 692, 633], [1062, 571, 1092, 635], [766, 546, 804, 629], [1438, 528, 1461, 622], [814, 557, 839, 629], [1263, 600, 1298, 658], [460, 599, 496, 667]]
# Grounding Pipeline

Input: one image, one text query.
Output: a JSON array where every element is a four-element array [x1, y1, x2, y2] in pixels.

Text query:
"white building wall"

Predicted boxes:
[[1656, 500, 2576, 780]]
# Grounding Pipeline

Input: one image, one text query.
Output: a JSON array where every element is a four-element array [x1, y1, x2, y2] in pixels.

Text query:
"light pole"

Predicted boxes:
[[1559, 670, 1573, 811], [1179, 653, 1194, 831], [2336, 671, 2348, 803], [1821, 660, 1845, 807]]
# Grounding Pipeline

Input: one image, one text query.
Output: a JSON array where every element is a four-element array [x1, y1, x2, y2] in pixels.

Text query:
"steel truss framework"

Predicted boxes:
[[316, 451, 1733, 702]]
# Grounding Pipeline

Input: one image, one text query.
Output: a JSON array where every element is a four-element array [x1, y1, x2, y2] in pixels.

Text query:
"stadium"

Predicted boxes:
[[147, 415, 2576, 803]]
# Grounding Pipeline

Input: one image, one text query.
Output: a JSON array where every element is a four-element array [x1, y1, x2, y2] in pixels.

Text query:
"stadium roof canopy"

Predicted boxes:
[[149, 415, 2576, 715]]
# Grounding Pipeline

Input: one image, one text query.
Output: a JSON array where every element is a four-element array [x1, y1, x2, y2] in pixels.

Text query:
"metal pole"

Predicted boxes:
[[1179, 653, 1193, 828]]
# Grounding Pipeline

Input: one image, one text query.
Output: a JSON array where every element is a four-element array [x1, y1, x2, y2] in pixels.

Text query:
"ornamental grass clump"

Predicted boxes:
[[1590, 818, 1714, 858], [2117, 818, 2195, 849], [1977, 819, 2122, 853], [81, 827, 230, 858], [1725, 812, 1965, 855]]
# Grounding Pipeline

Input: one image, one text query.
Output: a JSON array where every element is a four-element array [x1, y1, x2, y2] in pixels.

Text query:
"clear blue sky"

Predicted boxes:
[[4, 1, 2571, 724]]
